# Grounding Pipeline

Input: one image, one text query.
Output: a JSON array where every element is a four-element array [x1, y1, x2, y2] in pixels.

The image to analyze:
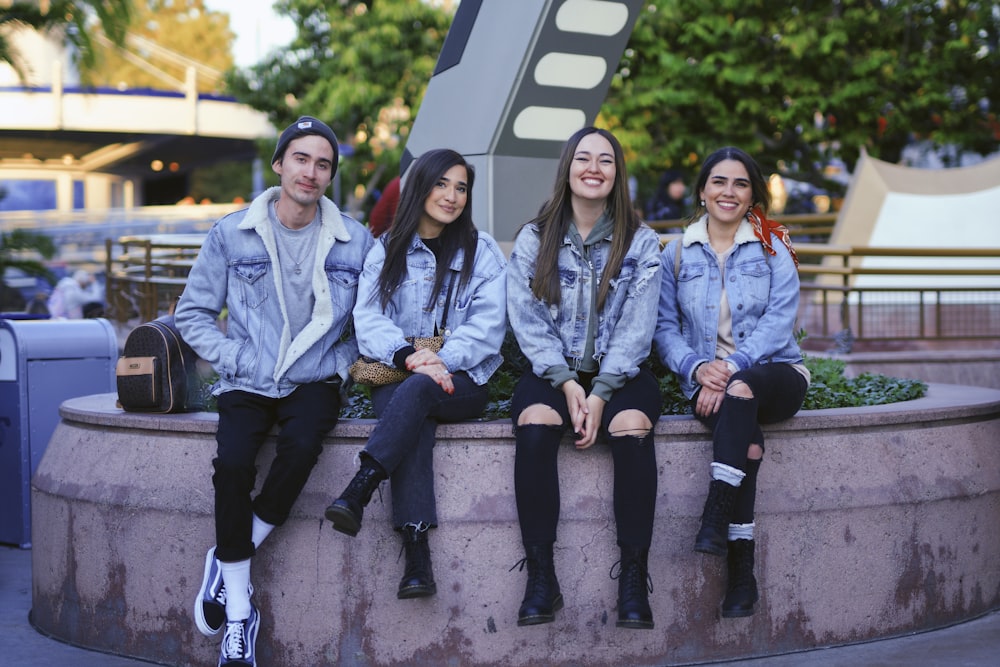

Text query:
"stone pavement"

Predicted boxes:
[[2, 544, 997, 666]]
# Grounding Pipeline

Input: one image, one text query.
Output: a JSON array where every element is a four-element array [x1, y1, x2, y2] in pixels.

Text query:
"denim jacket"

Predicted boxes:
[[507, 220, 662, 396], [353, 231, 507, 386], [654, 216, 804, 399], [176, 187, 374, 398]]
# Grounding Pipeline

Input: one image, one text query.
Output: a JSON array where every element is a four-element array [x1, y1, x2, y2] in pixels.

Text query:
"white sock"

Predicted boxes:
[[251, 513, 275, 549], [728, 522, 755, 541], [710, 461, 746, 487], [220, 559, 252, 621]]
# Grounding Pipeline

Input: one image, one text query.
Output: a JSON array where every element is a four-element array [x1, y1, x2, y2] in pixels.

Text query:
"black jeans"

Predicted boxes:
[[213, 382, 341, 562], [692, 363, 807, 524], [366, 371, 489, 528], [511, 369, 661, 549]]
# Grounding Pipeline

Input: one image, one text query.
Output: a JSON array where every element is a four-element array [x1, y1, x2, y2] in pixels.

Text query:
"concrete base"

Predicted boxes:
[[30, 385, 1000, 666]]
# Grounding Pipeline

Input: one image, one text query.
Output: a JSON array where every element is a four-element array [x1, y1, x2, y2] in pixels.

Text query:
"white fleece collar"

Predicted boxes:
[[682, 214, 759, 248], [239, 187, 352, 383]]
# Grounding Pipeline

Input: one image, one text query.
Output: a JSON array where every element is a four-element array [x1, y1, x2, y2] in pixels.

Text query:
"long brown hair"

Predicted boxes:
[[376, 149, 478, 310], [528, 127, 640, 309]]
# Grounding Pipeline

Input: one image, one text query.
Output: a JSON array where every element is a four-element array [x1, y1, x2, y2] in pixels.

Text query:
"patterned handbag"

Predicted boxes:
[[349, 279, 454, 387]]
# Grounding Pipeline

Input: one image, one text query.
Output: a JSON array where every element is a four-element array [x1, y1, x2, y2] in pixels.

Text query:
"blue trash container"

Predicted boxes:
[[0, 318, 118, 547]]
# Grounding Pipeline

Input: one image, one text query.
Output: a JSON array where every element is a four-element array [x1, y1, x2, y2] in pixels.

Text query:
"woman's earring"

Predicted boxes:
[[699, 199, 706, 207]]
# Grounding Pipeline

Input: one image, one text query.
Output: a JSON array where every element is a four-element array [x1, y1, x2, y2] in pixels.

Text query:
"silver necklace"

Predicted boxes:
[[289, 242, 310, 275]]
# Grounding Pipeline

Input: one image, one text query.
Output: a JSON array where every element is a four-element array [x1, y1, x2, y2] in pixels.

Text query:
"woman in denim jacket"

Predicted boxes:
[[325, 149, 507, 599], [507, 127, 662, 630], [654, 147, 810, 619]]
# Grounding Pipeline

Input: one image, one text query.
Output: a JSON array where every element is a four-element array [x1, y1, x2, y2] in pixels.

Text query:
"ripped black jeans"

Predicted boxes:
[[692, 362, 808, 524], [510, 368, 661, 549]]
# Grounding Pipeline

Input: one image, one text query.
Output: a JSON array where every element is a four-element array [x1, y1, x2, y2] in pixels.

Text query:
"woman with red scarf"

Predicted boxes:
[[653, 146, 809, 619]]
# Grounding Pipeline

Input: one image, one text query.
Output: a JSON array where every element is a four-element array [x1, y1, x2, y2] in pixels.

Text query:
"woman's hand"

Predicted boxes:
[[406, 347, 445, 371], [696, 359, 732, 392], [694, 386, 725, 417], [562, 380, 588, 440], [407, 348, 453, 393], [574, 394, 606, 449], [411, 359, 454, 394]]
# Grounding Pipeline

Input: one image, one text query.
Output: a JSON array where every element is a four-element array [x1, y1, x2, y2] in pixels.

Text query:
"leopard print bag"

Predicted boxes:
[[348, 336, 443, 386]]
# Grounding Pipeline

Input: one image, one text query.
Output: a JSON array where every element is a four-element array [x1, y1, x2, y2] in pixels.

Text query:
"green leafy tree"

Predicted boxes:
[[226, 0, 453, 216], [0, 0, 134, 82], [605, 0, 1000, 191], [90, 0, 234, 94]]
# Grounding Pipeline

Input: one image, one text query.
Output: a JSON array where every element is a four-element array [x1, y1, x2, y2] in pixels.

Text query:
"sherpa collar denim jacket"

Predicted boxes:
[[352, 231, 508, 386], [506, 220, 662, 386], [654, 215, 805, 399], [176, 186, 374, 398]]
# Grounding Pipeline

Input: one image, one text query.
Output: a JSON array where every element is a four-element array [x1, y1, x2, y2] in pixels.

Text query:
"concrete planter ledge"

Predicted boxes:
[[31, 384, 1000, 666]]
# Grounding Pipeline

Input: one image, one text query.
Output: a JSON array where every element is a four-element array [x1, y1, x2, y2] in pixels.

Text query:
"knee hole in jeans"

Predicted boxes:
[[516, 403, 563, 427], [726, 380, 754, 399], [608, 409, 652, 438]]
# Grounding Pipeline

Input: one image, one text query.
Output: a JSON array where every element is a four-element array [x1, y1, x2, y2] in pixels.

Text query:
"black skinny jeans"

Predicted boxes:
[[213, 381, 341, 562], [692, 363, 807, 524], [511, 368, 661, 549]]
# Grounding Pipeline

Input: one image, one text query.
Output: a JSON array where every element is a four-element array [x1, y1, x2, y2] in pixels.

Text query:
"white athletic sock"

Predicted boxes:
[[710, 461, 746, 487], [728, 522, 755, 541], [220, 559, 252, 621], [251, 513, 275, 549]]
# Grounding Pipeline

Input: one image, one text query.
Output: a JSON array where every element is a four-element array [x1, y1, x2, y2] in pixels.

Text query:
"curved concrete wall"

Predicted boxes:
[[31, 385, 1000, 666]]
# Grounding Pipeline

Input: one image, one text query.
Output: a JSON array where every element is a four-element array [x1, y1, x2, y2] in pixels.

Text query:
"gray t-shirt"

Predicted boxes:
[[269, 201, 320, 339]]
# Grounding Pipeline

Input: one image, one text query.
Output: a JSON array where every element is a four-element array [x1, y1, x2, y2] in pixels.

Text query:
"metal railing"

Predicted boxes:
[[794, 244, 1000, 351]]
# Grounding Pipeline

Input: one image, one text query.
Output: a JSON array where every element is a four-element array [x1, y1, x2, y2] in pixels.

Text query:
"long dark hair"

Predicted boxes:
[[376, 148, 478, 310], [529, 126, 640, 309], [691, 146, 771, 219]]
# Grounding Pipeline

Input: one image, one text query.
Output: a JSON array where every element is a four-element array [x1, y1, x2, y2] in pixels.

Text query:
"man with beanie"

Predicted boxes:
[[176, 116, 373, 666]]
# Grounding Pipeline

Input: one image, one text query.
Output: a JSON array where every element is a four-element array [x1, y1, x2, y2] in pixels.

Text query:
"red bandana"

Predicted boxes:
[[747, 207, 798, 268]]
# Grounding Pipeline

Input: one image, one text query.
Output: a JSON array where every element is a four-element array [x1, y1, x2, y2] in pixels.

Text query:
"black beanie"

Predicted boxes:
[[271, 116, 340, 170]]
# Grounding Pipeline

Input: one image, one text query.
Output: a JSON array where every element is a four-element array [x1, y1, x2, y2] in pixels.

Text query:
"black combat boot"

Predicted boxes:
[[512, 543, 563, 626], [721, 539, 758, 617], [693, 479, 739, 556], [324, 456, 386, 536], [397, 523, 436, 599], [612, 545, 654, 629]]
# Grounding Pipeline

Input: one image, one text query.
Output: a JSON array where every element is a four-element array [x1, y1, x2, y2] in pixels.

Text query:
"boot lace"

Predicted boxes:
[[610, 559, 653, 595]]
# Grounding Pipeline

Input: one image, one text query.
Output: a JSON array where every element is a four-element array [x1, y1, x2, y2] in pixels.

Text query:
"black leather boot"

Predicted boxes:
[[324, 456, 386, 537], [397, 523, 436, 599], [694, 479, 738, 556], [721, 539, 758, 617], [512, 544, 563, 626], [612, 546, 654, 629]]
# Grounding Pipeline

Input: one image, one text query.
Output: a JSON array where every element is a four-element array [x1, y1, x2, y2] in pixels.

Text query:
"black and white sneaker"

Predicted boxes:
[[218, 605, 259, 667], [194, 546, 253, 636]]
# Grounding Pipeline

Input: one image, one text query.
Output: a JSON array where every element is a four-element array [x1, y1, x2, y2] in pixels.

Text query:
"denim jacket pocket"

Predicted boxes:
[[738, 258, 771, 305], [233, 260, 269, 309], [326, 264, 362, 312], [676, 261, 706, 312]]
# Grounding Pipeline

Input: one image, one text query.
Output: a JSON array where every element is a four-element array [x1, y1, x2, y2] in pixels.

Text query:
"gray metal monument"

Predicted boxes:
[[403, 0, 644, 242]]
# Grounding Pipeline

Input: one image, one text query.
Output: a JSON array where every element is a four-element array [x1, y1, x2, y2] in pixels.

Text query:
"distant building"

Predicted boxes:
[[0, 24, 273, 212]]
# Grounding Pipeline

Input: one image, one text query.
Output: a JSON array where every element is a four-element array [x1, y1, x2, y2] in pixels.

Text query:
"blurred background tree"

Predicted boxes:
[[90, 0, 233, 94], [226, 0, 454, 219], [605, 0, 1000, 199], [0, 0, 134, 81]]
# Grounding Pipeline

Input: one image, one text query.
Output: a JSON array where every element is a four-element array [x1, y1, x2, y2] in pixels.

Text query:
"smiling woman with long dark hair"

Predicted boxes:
[[324, 148, 507, 599]]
